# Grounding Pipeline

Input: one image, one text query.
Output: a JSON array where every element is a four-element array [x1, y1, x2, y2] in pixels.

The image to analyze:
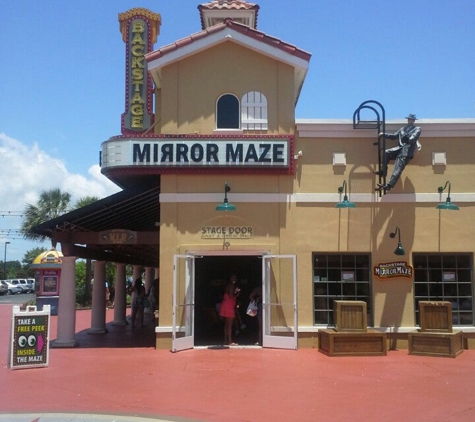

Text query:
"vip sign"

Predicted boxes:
[[10, 305, 50, 369], [373, 261, 413, 280], [100, 229, 137, 244]]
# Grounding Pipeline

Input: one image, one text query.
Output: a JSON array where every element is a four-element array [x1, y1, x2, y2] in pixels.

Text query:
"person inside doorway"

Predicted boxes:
[[230, 274, 246, 337], [148, 278, 159, 321], [219, 275, 239, 346], [249, 285, 262, 345], [131, 278, 146, 328]]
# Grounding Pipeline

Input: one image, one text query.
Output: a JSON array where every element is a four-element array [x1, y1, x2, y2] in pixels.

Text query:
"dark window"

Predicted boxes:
[[217, 94, 239, 129], [312, 253, 372, 326], [413, 253, 473, 326]]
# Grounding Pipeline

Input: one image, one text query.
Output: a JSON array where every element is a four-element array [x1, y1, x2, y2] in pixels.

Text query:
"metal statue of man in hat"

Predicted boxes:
[[375, 113, 421, 191]]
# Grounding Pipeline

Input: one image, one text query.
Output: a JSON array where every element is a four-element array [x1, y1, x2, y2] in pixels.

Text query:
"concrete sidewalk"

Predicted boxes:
[[2, 304, 475, 422]]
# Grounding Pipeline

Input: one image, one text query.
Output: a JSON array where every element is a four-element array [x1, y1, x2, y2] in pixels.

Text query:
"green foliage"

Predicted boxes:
[[21, 188, 72, 247], [75, 261, 117, 307], [1, 260, 23, 279], [74, 196, 100, 209], [22, 247, 48, 266], [75, 261, 91, 307]]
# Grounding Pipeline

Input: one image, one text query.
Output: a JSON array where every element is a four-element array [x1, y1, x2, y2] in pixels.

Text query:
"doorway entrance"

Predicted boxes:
[[172, 252, 297, 352], [194, 255, 262, 346]]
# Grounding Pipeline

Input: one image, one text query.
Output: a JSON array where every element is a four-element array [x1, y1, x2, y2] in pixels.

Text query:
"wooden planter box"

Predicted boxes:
[[419, 301, 452, 333], [409, 301, 463, 358], [408, 330, 463, 358], [334, 300, 367, 332], [318, 329, 387, 357]]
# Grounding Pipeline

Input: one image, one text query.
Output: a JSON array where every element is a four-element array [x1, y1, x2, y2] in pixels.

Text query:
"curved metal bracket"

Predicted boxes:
[[353, 100, 387, 196]]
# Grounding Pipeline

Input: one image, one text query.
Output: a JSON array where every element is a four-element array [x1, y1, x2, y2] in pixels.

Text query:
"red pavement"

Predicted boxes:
[[2, 304, 475, 422]]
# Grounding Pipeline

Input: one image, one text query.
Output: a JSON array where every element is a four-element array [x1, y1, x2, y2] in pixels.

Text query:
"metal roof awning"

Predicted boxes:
[[31, 184, 161, 267]]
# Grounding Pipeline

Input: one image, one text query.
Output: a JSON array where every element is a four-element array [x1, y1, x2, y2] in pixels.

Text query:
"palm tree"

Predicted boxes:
[[22, 191, 102, 304], [74, 196, 100, 209], [21, 188, 72, 248]]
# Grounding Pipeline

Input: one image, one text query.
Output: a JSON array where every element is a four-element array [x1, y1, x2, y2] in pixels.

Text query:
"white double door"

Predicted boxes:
[[172, 253, 297, 352]]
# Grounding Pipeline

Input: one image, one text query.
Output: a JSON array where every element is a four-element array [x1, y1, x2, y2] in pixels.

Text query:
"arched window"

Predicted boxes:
[[216, 94, 240, 129], [241, 91, 268, 130]]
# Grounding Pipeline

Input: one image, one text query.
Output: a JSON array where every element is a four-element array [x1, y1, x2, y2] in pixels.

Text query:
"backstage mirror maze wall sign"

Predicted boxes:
[[373, 261, 414, 280], [10, 305, 50, 369]]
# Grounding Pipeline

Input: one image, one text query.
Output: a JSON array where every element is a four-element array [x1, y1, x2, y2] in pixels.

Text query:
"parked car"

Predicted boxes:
[[9, 279, 30, 294], [18, 278, 34, 293], [27, 278, 35, 292], [3, 280, 22, 295], [0, 280, 8, 295]]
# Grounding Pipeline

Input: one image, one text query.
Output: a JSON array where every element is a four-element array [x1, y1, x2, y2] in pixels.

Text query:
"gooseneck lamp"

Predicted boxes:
[[389, 227, 405, 256], [335, 180, 356, 208], [436, 181, 459, 210], [216, 182, 236, 211]]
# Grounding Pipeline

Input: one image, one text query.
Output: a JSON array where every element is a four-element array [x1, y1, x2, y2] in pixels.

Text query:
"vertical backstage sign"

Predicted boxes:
[[10, 305, 50, 369], [119, 9, 161, 134]]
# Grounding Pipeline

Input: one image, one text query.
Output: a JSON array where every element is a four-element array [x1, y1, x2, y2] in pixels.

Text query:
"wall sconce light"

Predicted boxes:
[[436, 181, 459, 210], [216, 182, 236, 211], [389, 227, 405, 256], [335, 180, 356, 208], [294, 150, 303, 160]]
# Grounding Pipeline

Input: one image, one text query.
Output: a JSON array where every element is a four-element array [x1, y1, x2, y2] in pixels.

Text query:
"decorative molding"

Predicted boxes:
[[159, 192, 475, 203]]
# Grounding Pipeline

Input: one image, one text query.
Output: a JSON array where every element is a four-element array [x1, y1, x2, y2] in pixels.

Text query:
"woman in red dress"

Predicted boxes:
[[219, 277, 238, 345]]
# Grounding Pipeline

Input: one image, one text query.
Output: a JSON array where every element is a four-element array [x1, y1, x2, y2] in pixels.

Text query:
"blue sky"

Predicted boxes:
[[1, 0, 474, 262]]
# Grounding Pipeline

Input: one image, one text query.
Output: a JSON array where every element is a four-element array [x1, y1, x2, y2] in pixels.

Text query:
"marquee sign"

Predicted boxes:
[[101, 136, 291, 170], [119, 9, 161, 134], [373, 261, 413, 280]]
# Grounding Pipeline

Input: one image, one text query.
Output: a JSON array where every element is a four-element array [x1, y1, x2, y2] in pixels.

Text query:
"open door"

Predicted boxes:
[[172, 254, 195, 352], [262, 254, 297, 349]]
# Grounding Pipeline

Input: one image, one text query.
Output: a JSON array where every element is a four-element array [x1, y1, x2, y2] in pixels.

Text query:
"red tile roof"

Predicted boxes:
[[198, 0, 259, 12], [198, 1, 259, 30], [145, 18, 311, 64]]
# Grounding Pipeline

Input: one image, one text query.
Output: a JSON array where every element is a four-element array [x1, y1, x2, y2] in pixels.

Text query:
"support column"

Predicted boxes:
[[89, 260, 108, 334], [53, 255, 78, 348], [144, 267, 154, 293], [113, 263, 127, 326], [132, 265, 142, 283]]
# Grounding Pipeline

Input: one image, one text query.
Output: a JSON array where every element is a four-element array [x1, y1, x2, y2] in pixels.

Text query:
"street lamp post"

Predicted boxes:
[[4, 241, 10, 278]]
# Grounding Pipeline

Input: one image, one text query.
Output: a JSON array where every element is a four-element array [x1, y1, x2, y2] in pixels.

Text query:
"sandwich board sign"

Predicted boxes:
[[10, 305, 50, 369]]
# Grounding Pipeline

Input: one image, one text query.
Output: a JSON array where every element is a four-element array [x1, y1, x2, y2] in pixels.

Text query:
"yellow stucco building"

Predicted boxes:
[[34, 1, 475, 352]]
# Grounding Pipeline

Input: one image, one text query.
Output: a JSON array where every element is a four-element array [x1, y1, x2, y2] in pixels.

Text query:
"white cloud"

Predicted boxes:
[[0, 133, 121, 262], [0, 133, 120, 209]]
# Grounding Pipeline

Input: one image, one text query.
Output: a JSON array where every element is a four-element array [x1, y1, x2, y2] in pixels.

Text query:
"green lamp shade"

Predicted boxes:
[[394, 243, 405, 256], [216, 201, 236, 211], [335, 196, 356, 208], [436, 200, 459, 210]]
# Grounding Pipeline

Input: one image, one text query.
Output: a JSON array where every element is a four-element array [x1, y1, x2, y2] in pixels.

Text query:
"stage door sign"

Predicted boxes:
[[10, 305, 50, 369]]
